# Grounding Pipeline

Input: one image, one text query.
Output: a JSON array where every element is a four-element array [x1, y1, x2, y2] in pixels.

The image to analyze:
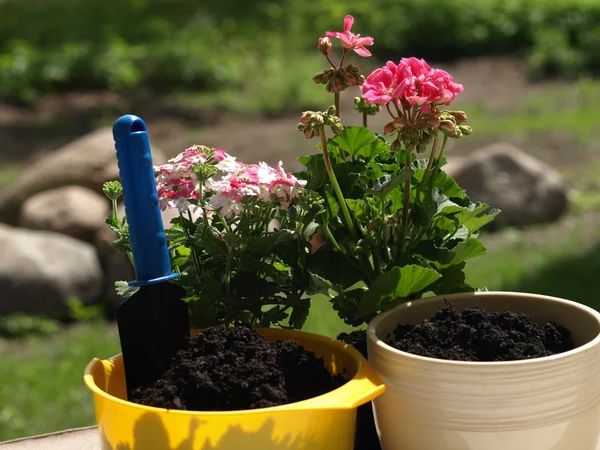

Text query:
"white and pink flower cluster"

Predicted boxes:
[[360, 57, 463, 110], [154, 145, 306, 219]]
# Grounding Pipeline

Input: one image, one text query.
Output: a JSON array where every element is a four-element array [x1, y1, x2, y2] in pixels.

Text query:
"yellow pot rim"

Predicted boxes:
[[84, 327, 386, 416]]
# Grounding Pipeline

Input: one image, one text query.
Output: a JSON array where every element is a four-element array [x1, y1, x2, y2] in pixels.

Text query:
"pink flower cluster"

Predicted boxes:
[[361, 57, 463, 109], [154, 145, 305, 220], [207, 161, 306, 219], [325, 15, 374, 57], [155, 145, 227, 213]]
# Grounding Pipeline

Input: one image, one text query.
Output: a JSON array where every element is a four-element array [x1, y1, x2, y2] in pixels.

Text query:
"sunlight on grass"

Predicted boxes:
[[465, 78, 600, 144], [466, 211, 600, 310], [0, 321, 120, 441]]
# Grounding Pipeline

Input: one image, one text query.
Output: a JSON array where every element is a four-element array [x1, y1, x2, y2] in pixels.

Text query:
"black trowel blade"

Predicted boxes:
[[116, 282, 189, 399]]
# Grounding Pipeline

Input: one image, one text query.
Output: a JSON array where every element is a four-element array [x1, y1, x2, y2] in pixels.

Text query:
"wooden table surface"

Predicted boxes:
[[0, 427, 100, 450]]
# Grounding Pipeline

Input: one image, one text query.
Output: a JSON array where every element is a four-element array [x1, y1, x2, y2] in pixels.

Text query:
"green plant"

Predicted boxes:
[[102, 14, 497, 331], [104, 149, 316, 330], [294, 16, 498, 326]]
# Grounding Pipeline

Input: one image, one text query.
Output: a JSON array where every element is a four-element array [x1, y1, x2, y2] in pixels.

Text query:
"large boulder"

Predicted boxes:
[[0, 127, 166, 225], [445, 143, 569, 227], [20, 186, 109, 242], [0, 224, 104, 319]]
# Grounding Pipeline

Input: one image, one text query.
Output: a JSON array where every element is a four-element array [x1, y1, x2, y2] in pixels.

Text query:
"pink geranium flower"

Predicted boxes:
[[326, 15, 374, 57], [361, 57, 464, 108]]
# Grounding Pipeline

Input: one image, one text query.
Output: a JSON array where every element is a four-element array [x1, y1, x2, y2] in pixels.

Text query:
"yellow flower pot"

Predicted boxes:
[[84, 327, 385, 450]]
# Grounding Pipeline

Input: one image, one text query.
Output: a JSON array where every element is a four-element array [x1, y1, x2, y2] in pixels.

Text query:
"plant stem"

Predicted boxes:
[[225, 249, 232, 295], [429, 134, 449, 188], [325, 54, 337, 69], [425, 133, 439, 175], [335, 92, 340, 121], [320, 131, 355, 235], [339, 49, 348, 66], [363, 110, 368, 127], [111, 199, 119, 222], [321, 221, 342, 252], [400, 149, 413, 255], [184, 210, 203, 280]]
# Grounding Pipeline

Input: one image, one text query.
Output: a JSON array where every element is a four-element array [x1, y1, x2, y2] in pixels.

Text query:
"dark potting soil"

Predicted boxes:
[[387, 300, 575, 362], [337, 330, 381, 450], [130, 325, 346, 411]]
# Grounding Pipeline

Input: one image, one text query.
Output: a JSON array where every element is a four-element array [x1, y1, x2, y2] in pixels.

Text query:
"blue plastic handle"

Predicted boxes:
[[112, 115, 179, 287]]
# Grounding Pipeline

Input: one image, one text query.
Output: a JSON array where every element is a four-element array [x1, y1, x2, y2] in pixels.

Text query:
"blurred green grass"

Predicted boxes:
[[0, 321, 120, 441]]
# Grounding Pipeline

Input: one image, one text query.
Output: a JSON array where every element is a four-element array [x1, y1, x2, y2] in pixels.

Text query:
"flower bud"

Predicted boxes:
[[427, 116, 440, 127], [459, 125, 472, 136], [345, 64, 360, 74], [303, 124, 316, 140], [330, 121, 344, 135], [438, 120, 456, 132], [313, 113, 325, 126], [299, 111, 314, 125], [326, 105, 337, 117], [312, 69, 334, 85], [326, 76, 343, 93], [344, 72, 357, 87], [383, 121, 396, 136], [355, 74, 365, 86], [318, 37, 332, 56], [391, 139, 401, 152], [416, 142, 427, 153], [103, 181, 123, 201], [450, 111, 468, 124]]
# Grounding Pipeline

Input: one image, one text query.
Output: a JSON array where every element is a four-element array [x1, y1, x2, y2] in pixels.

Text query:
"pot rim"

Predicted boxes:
[[84, 327, 385, 416], [367, 291, 600, 367]]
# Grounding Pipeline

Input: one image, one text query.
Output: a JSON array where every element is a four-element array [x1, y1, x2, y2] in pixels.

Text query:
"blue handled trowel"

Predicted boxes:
[[112, 114, 190, 399]]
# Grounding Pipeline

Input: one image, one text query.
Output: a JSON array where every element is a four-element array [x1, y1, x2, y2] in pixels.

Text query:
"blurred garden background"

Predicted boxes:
[[1, 0, 600, 441]]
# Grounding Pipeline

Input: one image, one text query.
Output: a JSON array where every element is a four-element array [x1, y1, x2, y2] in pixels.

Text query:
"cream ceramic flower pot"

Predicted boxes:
[[367, 291, 600, 450]]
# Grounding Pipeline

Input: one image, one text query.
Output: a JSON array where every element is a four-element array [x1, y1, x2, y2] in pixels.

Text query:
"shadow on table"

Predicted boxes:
[[98, 412, 318, 450]]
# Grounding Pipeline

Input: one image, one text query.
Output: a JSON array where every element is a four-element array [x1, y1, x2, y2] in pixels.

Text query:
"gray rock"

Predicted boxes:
[[20, 186, 109, 242], [445, 143, 569, 227], [0, 224, 104, 319], [0, 127, 166, 225]]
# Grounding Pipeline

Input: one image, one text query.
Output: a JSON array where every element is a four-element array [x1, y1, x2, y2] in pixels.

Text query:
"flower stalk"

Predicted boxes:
[[320, 131, 355, 236]]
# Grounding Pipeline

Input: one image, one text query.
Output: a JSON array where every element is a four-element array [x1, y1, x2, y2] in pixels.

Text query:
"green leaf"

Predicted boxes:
[[306, 272, 334, 296], [115, 280, 139, 299], [433, 170, 466, 199], [430, 262, 476, 295], [346, 197, 379, 222], [289, 298, 310, 329], [363, 168, 411, 200], [238, 254, 288, 283], [331, 289, 368, 327], [460, 205, 501, 233], [413, 240, 455, 268], [451, 238, 487, 265], [324, 191, 340, 219], [302, 222, 319, 241], [245, 230, 295, 257], [308, 247, 365, 290], [332, 126, 376, 157], [357, 265, 441, 317], [194, 224, 227, 255], [387, 188, 403, 213], [298, 154, 329, 189]]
